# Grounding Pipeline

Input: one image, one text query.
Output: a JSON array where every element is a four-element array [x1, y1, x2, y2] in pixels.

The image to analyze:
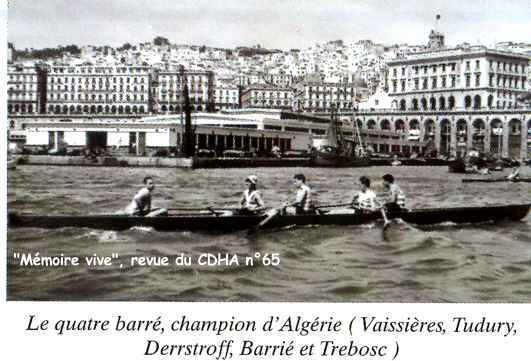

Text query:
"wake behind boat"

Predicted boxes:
[[8, 203, 530, 232]]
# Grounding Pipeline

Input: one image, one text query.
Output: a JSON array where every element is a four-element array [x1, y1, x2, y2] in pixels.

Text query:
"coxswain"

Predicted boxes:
[[351, 176, 379, 212], [123, 176, 167, 217], [380, 174, 407, 225], [282, 173, 314, 215], [239, 175, 266, 215]]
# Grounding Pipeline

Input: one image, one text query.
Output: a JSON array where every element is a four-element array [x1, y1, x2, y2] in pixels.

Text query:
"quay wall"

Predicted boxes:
[[19, 155, 194, 168]]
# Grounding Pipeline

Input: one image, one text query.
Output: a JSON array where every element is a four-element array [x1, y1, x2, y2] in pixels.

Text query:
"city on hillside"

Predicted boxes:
[[6, 25, 531, 162]]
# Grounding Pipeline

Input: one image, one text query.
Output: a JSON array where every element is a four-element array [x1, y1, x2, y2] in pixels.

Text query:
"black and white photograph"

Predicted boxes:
[[5, 0, 531, 302]]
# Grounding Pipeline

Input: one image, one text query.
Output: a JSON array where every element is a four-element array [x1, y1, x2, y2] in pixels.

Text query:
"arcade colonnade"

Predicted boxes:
[[355, 111, 531, 159]]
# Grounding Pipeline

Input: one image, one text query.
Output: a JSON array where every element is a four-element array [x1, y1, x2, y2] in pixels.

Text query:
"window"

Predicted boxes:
[[432, 78, 437, 89], [465, 74, 471, 87], [475, 74, 481, 87]]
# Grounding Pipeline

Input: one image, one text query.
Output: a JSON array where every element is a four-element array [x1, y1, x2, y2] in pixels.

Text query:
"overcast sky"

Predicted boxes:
[[7, 0, 531, 50]]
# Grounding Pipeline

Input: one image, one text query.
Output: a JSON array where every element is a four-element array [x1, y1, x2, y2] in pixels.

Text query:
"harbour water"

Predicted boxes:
[[7, 165, 531, 302]]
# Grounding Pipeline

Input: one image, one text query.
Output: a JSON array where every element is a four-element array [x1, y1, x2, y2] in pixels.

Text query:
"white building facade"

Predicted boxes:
[[387, 46, 529, 112]]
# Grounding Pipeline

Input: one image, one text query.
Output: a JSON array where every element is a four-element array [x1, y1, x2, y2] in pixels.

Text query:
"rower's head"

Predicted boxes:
[[293, 173, 306, 187], [382, 174, 394, 187], [143, 176, 155, 191], [359, 176, 370, 191], [245, 175, 258, 190]]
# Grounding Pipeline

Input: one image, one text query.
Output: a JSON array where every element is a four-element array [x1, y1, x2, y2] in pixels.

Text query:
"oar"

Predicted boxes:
[[315, 202, 352, 209], [248, 208, 283, 235], [167, 207, 231, 216], [249, 202, 354, 234]]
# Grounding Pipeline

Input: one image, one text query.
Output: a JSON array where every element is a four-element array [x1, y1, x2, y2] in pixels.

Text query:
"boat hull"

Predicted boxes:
[[311, 154, 370, 167], [8, 204, 530, 232], [463, 178, 531, 183]]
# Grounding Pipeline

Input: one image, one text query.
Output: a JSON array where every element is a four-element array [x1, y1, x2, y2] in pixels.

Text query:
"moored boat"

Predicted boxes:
[[310, 108, 369, 167], [462, 178, 531, 183], [8, 203, 530, 232]]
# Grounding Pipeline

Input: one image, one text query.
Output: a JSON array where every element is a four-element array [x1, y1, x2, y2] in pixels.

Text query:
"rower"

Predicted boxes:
[[351, 176, 378, 212], [380, 174, 407, 225], [282, 173, 315, 215], [123, 176, 167, 217], [381, 174, 406, 212], [239, 175, 266, 215]]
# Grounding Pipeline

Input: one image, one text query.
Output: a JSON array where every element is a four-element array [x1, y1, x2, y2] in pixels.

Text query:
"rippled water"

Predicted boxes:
[[7, 165, 531, 302]]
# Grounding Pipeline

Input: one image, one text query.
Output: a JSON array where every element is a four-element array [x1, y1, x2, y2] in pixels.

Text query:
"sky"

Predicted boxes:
[[6, 0, 531, 50]]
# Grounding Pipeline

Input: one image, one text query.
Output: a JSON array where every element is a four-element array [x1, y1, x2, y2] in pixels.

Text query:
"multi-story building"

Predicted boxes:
[[241, 83, 293, 109], [7, 64, 43, 120], [293, 80, 365, 112], [44, 64, 152, 114], [214, 81, 240, 110], [387, 46, 529, 111], [263, 72, 296, 87], [155, 67, 215, 113]]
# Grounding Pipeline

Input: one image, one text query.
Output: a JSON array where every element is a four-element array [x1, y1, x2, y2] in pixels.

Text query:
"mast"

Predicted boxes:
[[352, 102, 364, 156], [181, 66, 195, 157], [326, 105, 344, 153]]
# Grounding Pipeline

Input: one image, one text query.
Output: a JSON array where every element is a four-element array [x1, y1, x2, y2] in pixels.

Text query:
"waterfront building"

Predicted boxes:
[[155, 65, 215, 113], [11, 106, 531, 159], [241, 83, 293, 110], [387, 46, 529, 112], [7, 64, 43, 121], [17, 109, 322, 155], [353, 108, 531, 159], [43, 64, 152, 115]]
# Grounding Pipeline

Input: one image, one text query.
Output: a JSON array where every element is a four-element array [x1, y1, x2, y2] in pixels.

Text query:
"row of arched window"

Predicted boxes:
[[44, 105, 146, 114], [396, 95, 497, 111]]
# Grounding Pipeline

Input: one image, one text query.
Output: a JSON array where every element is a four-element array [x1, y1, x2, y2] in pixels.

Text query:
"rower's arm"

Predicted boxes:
[[255, 192, 266, 210], [292, 189, 306, 207], [134, 189, 150, 212], [351, 194, 359, 208]]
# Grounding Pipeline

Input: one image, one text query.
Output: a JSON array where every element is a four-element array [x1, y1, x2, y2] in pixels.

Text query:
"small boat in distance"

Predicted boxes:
[[311, 108, 369, 167], [462, 178, 531, 183], [8, 203, 530, 232]]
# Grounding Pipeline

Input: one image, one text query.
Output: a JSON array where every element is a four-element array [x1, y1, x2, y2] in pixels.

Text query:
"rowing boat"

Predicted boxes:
[[462, 178, 531, 183], [8, 204, 530, 232]]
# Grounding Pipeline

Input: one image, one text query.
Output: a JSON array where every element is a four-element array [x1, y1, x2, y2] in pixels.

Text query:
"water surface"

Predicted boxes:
[[7, 165, 531, 302]]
